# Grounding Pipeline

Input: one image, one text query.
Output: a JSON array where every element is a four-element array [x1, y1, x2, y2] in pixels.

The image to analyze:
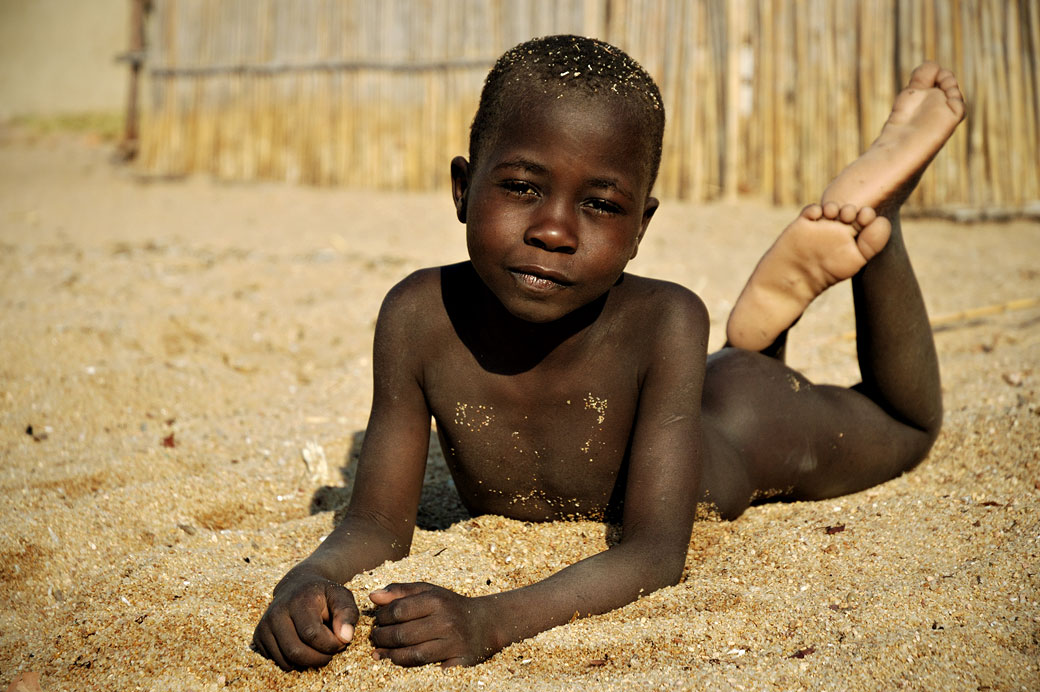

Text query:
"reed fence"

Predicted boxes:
[[135, 0, 1040, 213]]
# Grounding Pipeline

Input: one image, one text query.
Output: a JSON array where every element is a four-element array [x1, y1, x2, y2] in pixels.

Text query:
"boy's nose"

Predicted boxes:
[[524, 204, 578, 254]]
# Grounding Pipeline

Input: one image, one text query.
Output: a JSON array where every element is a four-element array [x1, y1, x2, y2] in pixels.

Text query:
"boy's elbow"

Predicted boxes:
[[657, 555, 687, 588], [636, 545, 687, 592], [619, 525, 691, 591]]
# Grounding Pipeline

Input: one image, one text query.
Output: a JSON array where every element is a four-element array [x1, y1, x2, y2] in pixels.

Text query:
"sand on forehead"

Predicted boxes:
[[1, 130, 1038, 692]]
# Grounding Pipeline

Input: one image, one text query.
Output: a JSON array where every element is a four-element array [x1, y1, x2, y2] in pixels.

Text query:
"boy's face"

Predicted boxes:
[[452, 93, 658, 324]]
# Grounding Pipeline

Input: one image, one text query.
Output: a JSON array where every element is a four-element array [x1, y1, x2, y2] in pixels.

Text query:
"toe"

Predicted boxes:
[[907, 62, 941, 89], [937, 70, 958, 89], [855, 206, 877, 228], [856, 216, 892, 261], [838, 204, 858, 224], [803, 203, 824, 220], [820, 201, 839, 219]]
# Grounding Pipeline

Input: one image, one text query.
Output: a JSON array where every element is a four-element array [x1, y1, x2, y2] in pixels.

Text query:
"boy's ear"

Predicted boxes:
[[630, 196, 659, 259], [450, 156, 470, 223]]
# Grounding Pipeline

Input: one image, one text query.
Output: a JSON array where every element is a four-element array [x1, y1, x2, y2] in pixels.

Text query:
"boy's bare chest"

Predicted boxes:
[[424, 348, 641, 520]]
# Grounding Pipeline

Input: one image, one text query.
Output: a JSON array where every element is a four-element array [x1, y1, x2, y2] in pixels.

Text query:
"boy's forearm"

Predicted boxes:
[[278, 513, 410, 592], [478, 538, 686, 651]]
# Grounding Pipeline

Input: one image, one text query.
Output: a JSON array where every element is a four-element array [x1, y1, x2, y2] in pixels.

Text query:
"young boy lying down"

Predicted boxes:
[[252, 34, 965, 669]]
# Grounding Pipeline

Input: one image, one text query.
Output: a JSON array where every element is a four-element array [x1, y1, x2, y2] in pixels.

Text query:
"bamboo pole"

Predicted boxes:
[[742, 1, 758, 199], [658, 0, 681, 199], [1028, 0, 1040, 205], [1026, 0, 1040, 202], [706, 0, 721, 200], [795, 0, 810, 203], [837, 0, 856, 182], [757, 0, 773, 201], [723, 0, 741, 200], [993, 0, 1014, 207], [680, 0, 696, 199], [687, 0, 704, 201], [967, 0, 990, 208]]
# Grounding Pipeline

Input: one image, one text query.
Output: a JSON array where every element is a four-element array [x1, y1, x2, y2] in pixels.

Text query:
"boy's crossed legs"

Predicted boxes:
[[701, 63, 964, 518]]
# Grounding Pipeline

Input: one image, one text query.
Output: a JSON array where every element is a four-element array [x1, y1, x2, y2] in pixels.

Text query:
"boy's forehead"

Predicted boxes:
[[484, 90, 656, 185]]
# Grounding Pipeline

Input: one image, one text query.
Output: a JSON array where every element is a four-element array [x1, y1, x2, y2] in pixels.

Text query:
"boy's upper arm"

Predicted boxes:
[[619, 283, 709, 562], [343, 270, 440, 545]]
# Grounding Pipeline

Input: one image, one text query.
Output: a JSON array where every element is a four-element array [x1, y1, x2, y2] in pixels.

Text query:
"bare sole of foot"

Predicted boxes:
[[822, 62, 965, 213], [726, 203, 891, 352]]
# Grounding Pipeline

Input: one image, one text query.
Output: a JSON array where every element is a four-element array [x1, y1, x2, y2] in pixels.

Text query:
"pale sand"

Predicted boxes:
[[2, 130, 1038, 691]]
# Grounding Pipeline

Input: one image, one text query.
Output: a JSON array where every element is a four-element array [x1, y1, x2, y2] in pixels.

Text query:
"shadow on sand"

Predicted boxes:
[[309, 430, 471, 531]]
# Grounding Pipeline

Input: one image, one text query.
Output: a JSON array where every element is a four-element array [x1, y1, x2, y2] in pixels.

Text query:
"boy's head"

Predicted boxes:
[[468, 35, 665, 195]]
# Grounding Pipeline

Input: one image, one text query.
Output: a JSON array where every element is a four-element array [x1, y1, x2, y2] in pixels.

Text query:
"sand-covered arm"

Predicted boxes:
[[368, 286, 708, 666], [252, 273, 435, 670]]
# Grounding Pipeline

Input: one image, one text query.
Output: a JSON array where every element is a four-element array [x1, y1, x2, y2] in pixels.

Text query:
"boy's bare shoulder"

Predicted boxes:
[[381, 265, 443, 306], [378, 264, 465, 324], [373, 265, 455, 352], [613, 273, 709, 338]]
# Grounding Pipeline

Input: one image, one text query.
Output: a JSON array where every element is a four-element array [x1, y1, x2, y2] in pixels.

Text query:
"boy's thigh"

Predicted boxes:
[[701, 348, 934, 503]]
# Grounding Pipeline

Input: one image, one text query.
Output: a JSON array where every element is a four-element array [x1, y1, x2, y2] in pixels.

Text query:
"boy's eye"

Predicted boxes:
[[583, 198, 623, 216], [500, 180, 539, 198]]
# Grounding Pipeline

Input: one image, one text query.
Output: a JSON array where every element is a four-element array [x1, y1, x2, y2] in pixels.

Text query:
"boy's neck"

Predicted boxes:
[[443, 262, 613, 375]]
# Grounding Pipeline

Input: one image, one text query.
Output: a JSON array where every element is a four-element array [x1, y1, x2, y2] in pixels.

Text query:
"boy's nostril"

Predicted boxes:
[[524, 225, 577, 253]]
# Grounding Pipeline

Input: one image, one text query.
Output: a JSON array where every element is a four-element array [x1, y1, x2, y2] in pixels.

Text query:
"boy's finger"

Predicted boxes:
[[373, 640, 445, 668], [253, 622, 297, 671], [326, 583, 360, 643], [371, 590, 441, 625], [370, 581, 433, 604], [291, 607, 349, 656], [369, 617, 438, 649], [266, 610, 334, 668]]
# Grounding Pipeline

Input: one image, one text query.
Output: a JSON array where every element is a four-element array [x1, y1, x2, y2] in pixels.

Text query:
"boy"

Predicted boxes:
[[252, 35, 964, 670]]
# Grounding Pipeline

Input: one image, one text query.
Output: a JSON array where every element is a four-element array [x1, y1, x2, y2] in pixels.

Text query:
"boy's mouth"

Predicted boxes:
[[509, 266, 572, 290]]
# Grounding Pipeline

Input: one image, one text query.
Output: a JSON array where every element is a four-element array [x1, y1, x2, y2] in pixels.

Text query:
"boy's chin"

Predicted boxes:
[[498, 293, 607, 327], [501, 302, 572, 324]]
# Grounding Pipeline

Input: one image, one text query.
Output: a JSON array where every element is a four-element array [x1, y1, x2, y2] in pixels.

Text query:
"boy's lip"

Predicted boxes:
[[509, 265, 573, 289]]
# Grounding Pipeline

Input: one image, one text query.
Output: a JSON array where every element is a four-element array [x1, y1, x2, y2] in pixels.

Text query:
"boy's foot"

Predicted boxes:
[[726, 203, 891, 352], [821, 62, 965, 213]]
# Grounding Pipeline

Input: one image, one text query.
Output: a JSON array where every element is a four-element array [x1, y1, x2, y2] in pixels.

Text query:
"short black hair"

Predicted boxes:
[[468, 35, 665, 193]]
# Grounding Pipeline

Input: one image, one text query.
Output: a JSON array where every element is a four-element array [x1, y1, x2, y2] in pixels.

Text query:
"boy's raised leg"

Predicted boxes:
[[820, 62, 963, 434], [847, 211, 941, 435], [704, 64, 964, 513]]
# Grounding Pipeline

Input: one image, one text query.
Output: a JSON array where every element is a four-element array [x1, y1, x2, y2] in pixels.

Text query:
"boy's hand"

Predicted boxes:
[[369, 582, 500, 667], [252, 572, 360, 670]]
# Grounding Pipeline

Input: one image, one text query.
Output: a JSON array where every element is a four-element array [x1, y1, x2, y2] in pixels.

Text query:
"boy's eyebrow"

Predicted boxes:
[[493, 158, 635, 202], [492, 157, 547, 175], [586, 177, 635, 202]]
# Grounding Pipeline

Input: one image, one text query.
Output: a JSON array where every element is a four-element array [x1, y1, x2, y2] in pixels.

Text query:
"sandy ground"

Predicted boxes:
[[1, 129, 1038, 692]]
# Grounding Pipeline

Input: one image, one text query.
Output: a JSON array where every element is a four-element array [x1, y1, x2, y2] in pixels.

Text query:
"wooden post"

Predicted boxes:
[[723, 0, 744, 200], [118, 0, 148, 160]]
